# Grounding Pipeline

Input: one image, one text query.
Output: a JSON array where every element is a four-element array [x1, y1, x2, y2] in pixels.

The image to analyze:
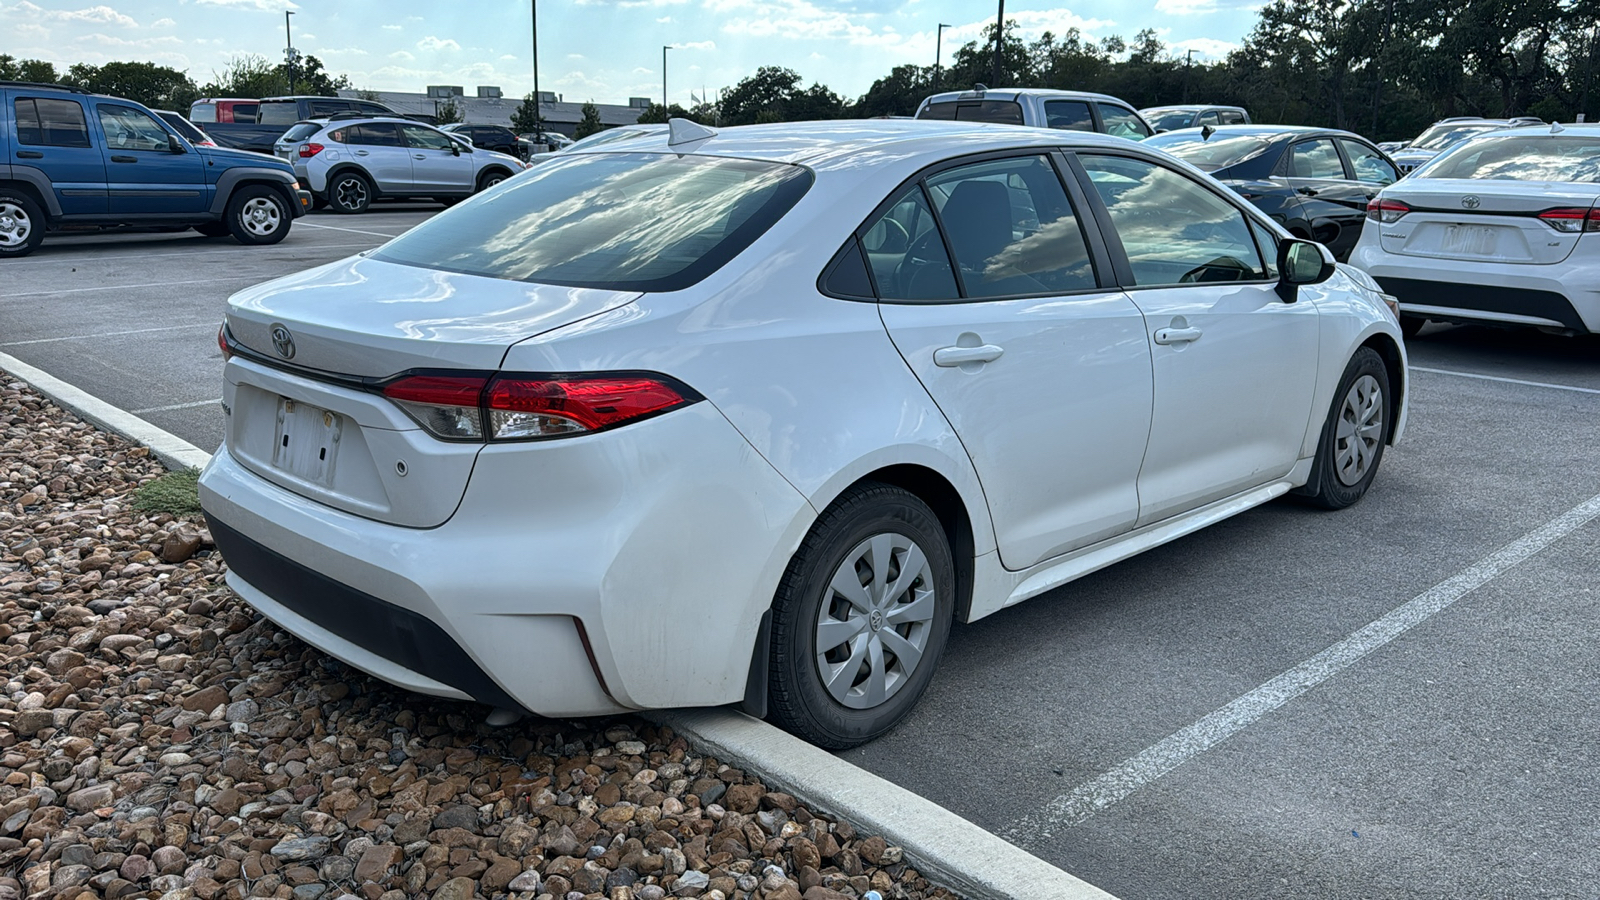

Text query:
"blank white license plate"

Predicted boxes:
[[271, 397, 342, 485], [1442, 224, 1498, 255]]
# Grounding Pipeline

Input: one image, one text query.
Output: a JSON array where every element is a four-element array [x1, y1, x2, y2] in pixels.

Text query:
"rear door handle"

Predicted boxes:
[[354, 150, 369, 156], [933, 344, 1004, 367], [15, 150, 43, 159], [1154, 327, 1203, 345], [110, 155, 137, 163], [1296, 186, 1319, 197]]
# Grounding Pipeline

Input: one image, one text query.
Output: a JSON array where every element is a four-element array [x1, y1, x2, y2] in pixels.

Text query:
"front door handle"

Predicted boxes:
[[933, 344, 1004, 367], [1154, 327, 1203, 345], [110, 155, 137, 163], [15, 150, 43, 159], [1296, 186, 1319, 197], [413, 154, 427, 160]]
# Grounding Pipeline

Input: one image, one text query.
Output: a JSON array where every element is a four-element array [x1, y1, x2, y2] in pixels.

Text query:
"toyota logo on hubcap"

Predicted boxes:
[[270, 323, 296, 359], [1461, 195, 1481, 209]]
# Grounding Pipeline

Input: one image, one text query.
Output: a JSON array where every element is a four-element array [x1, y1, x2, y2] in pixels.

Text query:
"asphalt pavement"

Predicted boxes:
[[4, 212, 1598, 899]]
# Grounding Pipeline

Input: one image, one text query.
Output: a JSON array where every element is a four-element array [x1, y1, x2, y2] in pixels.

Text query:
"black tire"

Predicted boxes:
[[192, 222, 231, 238], [225, 186, 291, 245], [0, 189, 47, 259], [1400, 315, 1426, 339], [475, 169, 510, 193], [327, 172, 373, 214], [767, 482, 955, 749], [1299, 347, 1391, 510]]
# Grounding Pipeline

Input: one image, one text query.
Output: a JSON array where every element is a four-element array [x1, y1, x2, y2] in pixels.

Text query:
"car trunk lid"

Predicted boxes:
[[1374, 178, 1600, 265]]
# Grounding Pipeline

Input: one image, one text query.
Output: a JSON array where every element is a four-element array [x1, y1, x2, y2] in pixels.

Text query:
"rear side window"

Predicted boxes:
[[1044, 100, 1094, 132], [916, 101, 1024, 125], [860, 185, 958, 301], [1339, 139, 1398, 186], [1097, 104, 1152, 140], [373, 152, 814, 291], [281, 122, 322, 142], [351, 123, 405, 147], [258, 101, 302, 127], [14, 98, 92, 148]]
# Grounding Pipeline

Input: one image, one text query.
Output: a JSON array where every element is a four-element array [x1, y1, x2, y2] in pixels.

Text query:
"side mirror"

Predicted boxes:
[[450, 142, 461, 156], [1276, 238, 1335, 302], [168, 133, 187, 154]]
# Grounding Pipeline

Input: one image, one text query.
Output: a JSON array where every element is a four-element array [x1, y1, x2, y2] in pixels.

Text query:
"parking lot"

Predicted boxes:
[[5, 211, 1599, 899]]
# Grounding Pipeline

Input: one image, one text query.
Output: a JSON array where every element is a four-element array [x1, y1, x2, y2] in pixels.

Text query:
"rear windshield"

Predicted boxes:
[[916, 100, 1025, 125], [281, 122, 322, 142], [373, 152, 813, 291], [1411, 123, 1500, 151], [1144, 110, 1195, 131], [1144, 133, 1272, 171], [1423, 135, 1600, 183]]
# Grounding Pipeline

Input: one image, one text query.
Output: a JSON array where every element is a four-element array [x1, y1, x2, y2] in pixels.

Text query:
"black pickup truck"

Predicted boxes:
[[192, 95, 400, 153]]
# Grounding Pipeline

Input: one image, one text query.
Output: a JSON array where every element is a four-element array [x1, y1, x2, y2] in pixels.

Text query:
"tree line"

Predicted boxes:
[[9, 0, 1599, 141]]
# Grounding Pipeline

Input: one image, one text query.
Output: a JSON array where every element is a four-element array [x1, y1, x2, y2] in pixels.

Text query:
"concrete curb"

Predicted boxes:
[[0, 355, 1118, 900], [654, 709, 1118, 900], [0, 350, 214, 472]]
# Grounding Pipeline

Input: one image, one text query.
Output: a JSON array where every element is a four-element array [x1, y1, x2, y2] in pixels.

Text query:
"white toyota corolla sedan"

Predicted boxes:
[[199, 119, 1408, 748], [1351, 124, 1600, 337]]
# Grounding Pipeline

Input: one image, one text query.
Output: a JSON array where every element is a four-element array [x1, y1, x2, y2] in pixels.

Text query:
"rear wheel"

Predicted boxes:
[[767, 483, 954, 749], [1300, 347, 1390, 510], [328, 172, 372, 214], [225, 186, 290, 245], [0, 190, 46, 259]]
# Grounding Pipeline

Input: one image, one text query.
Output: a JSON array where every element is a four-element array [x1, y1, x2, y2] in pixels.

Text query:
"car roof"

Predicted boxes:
[[919, 87, 1134, 107], [583, 119, 1161, 171], [1141, 105, 1243, 113]]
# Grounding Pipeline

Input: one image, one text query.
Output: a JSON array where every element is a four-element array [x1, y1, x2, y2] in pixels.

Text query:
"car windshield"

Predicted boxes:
[[159, 113, 206, 142], [1144, 110, 1195, 131], [1421, 135, 1600, 183], [373, 152, 813, 291], [1411, 123, 1501, 151], [1143, 132, 1272, 171]]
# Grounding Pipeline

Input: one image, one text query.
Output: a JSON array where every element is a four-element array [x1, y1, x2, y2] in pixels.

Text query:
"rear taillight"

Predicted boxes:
[[380, 373, 696, 441], [1366, 198, 1411, 223], [217, 324, 232, 361], [298, 142, 324, 158], [1536, 206, 1600, 233]]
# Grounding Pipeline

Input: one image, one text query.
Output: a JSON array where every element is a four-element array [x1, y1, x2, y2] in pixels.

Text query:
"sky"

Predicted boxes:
[[2, 0, 1264, 106]]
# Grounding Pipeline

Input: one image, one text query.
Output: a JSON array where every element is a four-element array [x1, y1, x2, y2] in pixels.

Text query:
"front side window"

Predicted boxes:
[[1339, 139, 1398, 185], [1220, 110, 1247, 125], [401, 124, 457, 151], [1422, 135, 1600, 183], [1097, 105, 1151, 140], [924, 155, 1096, 298], [1079, 154, 1265, 286], [1197, 111, 1221, 127], [1290, 139, 1347, 179], [373, 152, 813, 291], [97, 105, 172, 151], [14, 98, 92, 148], [1044, 100, 1094, 132]]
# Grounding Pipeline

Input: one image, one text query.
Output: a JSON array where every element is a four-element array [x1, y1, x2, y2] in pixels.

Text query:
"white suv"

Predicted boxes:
[[274, 116, 529, 213]]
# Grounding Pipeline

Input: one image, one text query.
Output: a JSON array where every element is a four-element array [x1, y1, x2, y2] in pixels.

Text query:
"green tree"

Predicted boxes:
[[286, 55, 350, 96], [357, 88, 383, 102], [574, 101, 604, 137], [62, 61, 198, 109], [0, 56, 60, 84], [434, 98, 463, 124], [717, 66, 843, 125], [510, 92, 543, 133], [201, 55, 287, 98], [634, 101, 699, 124], [852, 64, 937, 118]]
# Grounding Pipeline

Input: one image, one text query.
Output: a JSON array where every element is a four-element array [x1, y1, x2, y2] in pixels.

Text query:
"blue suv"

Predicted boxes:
[[0, 81, 311, 258]]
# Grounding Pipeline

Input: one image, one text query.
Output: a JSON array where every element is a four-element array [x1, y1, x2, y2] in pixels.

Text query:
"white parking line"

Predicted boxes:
[[1004, 490, 1600, 842], [1, 323, 215, 347], [1412, 366, 1600, 396], [0, 277, 242, 300], [297, 221, 409, 238], [130, 399, 223, 414]]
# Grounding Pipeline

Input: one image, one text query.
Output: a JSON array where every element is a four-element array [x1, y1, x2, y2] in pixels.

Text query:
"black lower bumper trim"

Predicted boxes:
[[1376, 276, 1588, 332], [205, 513, 526, 712]]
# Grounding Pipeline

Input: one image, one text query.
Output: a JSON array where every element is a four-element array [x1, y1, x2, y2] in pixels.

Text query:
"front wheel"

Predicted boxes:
[[1300, 347, 1391, 509], [225, 187, 290, 245], [767, 483, 954, 749], [475, 169, 510, 193], [0, 190, 46, 259]]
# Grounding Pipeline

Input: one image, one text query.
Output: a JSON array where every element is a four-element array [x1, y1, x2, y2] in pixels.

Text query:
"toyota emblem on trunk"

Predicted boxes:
[[270, 323, 296, 359], [1462, 195, 1481, 209]]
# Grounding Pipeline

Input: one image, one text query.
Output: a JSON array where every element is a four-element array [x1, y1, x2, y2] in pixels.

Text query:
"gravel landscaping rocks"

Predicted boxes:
[[0, 375, 961, 900]]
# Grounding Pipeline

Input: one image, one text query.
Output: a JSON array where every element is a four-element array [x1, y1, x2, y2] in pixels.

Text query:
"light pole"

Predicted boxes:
[[990, 0, 1005, 87], [531, 1, 542, 136], [935, 23, 950, 84], [663, 45, 672, 109], [1182, 48, 1195, 103], [284, 10, 296, 94]]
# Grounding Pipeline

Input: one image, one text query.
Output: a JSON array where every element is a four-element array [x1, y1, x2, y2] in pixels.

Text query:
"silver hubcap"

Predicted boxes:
[[240, 197, 281, 236], [0, 202, 32, 248], [335, 178, 368, 209], [483, 174, 504, 189], [1334, 374, 1384, 486], [815, 532, 936, 709]]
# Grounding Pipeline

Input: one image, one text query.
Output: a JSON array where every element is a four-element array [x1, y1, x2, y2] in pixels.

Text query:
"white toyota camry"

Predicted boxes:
[[1352, 123, 1600, 336], [199, 119, 1408, 748]]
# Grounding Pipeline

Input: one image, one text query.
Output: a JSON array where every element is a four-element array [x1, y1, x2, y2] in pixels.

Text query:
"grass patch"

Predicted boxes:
[[131, 468, 203, 517]]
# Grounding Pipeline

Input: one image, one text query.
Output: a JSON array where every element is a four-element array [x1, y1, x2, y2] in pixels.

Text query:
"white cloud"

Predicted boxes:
[[499, 54, 518, 61], [7, 1, 136, 27], [1155, 0, 1215, 14], [567, 53, 586, 60], [417, 35, 461, 52], [390, 50, 415, 61], [194, 0, 300, 10], [317, 46, 369, 56], [296, 32, 315, 41], [382, 24, 402, 31], [1170, 37, 1238, 58], [151, 16, 174, 27], [656, 15, 672, 22], [82, 32, 183, 47], [671, 40, 715, 51]]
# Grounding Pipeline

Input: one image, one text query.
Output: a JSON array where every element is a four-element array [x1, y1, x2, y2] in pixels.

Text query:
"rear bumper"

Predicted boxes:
[[197, 401, 815, 716], [1350, 242, 1600, 332]]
